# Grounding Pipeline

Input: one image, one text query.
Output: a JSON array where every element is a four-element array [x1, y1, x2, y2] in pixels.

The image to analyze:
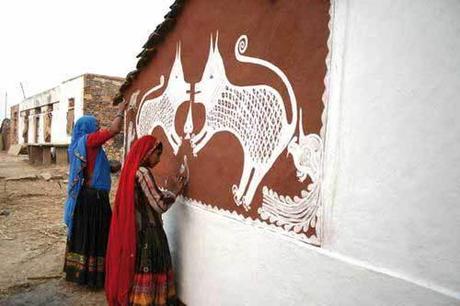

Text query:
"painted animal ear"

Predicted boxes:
[[209, 33, 214, 57], [214, 30, 219, 52], [175, 41, 182, 60]]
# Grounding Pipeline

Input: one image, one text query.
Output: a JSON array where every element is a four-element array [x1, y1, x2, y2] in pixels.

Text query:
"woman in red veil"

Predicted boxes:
[[105, 135, 187, 306]]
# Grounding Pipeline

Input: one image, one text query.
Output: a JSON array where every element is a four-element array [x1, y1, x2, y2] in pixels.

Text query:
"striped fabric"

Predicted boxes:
[[129, 166, 178, 305], [65, 251, 105, 273], [129, 271, 176, 306], [136, 167, 175, 214]]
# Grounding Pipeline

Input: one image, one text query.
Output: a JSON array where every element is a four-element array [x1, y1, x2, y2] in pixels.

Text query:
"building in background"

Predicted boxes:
[[10, 73, 124, 163]]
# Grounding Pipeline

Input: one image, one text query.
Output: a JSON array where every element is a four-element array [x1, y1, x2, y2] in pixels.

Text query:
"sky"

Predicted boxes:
[[0, 0, 173, 120]]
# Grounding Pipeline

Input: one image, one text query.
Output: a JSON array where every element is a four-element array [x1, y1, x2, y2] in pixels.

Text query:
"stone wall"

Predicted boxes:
[[83, 74, 125, 161], [10, 104, 19, 145], [1, 119, 11, 151]]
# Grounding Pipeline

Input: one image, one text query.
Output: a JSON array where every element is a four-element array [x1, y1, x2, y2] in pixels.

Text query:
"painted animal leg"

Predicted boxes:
[[190, 126, 207, 148], [232, 161, 252, 207], [171, 130, 182, 148], [191, 130, 213, 156], [240, 168, 266, 211]]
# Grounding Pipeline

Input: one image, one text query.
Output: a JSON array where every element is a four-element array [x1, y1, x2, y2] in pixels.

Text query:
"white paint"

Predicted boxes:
[[323, 0, 460, 294], [288, 109, 323, 185], [257, 109, 324, 243], [164, 203, 458, 305], [16, 75, 84, 145], [136, 43, 190, 155], [183, 101, 194, 140], [187, 33, 323, 243], [134, 33, 323, 231], [17, 112, 26, 144], [259, 184, 322, 244], [163, 0, 460, 304], [177, 195, 319, 245], [192, 33, 300, 209]]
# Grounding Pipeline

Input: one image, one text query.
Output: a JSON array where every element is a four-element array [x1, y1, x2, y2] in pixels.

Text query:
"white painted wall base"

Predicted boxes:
[[164, 203, 458, 306]]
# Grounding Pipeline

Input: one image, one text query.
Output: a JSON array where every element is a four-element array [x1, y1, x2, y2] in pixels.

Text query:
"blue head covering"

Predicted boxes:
[[69, 115, 98, 147], [64, 115, 111, 238]]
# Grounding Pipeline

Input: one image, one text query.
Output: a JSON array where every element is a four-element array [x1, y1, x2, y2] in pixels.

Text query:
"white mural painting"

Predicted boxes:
[[258, 108, 323, 242], [128, 90, 140, 111], [287, 109, 323, 185], [191, 33, 298, 210], [136, 43, 190, 155], [133, 32, 327, 244], [183, 101, 194, 140]]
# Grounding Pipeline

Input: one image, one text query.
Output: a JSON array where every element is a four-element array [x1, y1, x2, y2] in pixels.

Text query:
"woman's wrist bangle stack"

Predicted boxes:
[[115, 112, 125, 119]]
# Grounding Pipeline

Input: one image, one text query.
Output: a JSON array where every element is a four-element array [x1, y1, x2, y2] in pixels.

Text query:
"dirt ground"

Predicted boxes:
[[0, 152, 111, 305]]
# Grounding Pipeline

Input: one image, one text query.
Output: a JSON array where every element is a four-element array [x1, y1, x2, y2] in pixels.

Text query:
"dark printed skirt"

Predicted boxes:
[[129, 224, 176, 306], [63, 187, 112, 289]]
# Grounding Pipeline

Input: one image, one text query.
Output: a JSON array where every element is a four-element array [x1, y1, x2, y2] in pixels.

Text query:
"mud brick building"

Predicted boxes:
[[10, 73, 124, 164]]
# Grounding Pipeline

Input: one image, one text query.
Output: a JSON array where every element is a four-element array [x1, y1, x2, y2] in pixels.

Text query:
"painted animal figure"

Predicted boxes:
[[192, 33, 298, 210], [287, 108, 322, 186], [136, 43, 190, 155]]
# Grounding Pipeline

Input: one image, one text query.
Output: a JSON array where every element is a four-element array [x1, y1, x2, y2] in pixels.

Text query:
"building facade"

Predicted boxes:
[[11, 73, 124, 161]]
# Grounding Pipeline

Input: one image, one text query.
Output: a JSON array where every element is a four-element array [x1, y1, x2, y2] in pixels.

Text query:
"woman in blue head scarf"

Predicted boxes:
[[63, 100, 127, 289]]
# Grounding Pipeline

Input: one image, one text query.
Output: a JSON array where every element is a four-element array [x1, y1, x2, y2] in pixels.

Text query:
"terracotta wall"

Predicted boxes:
[[124, 0, 330, 245]]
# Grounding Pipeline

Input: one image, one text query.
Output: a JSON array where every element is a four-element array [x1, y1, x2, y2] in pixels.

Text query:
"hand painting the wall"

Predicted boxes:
[[164, 155, 189, 196]]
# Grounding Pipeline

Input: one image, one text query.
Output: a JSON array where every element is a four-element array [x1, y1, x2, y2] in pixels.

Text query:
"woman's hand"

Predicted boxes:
[[164, 156, 189, 196], [166, 174, 187, 196], [176, 175, 187, 193], [174, 174, 187, 195], [109, 101, 128, 135]]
